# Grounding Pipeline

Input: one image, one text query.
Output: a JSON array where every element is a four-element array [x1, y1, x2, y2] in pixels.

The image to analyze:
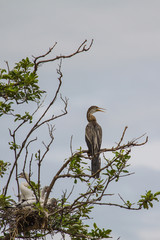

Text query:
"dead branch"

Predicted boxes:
[[117, 126, 128, 147], [33, 40, 93, 72], [41, 124, 55, 164], [33, 42, 57, 70]]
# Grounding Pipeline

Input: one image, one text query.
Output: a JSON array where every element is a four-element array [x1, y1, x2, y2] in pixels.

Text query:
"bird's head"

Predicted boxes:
[[43, 186, 49, 192], [18, 172, 29, 180], [88, 106, 105, 115]]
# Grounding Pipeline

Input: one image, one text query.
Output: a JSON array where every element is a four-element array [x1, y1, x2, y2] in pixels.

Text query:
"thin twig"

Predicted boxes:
[[23, 137, 37, 172], [37, 150, 41, 199], [70, 135, 73, 156], [117, 126, 128, 147], [33, 42, 57, 72], [33, 40, 93, 72]]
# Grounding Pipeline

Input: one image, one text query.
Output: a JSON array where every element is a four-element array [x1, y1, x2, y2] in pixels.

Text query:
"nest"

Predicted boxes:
[[1, 201, 57, 239], [14, 207, 47, 232]]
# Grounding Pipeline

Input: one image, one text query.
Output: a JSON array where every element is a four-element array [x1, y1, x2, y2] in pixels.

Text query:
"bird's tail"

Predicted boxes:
[[91, 157, 101, 178]]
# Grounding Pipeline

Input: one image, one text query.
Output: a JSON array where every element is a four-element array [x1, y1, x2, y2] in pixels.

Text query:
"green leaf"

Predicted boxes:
[[93, 222, 97, 229]]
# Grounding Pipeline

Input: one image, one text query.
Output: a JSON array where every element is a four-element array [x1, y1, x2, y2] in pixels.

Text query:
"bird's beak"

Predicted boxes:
[[97, 107, 106, 112], [18, 173, 25, 178]]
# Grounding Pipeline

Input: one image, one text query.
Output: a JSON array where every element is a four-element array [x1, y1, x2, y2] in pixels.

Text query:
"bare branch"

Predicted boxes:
[[40, 124, 55, 164], [34, 62, 68, 130], [15, 162, 20, 201], [33, 42, 57, 72], [117, 126, 128, 147], [23, 137, 37, 172], [70, 135, 73, 156], [89, 201, 141, 210], [29, 154, 33, 180], [4, 61, 10, 74], [31, 95, 46, 117], [33, 40, 93, 72]]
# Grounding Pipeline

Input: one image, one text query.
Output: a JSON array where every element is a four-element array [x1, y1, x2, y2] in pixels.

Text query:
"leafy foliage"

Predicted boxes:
[[45, 195, 111, 239], [89, 223, 111, 239], [8, 141, 20, 150], [138, 190, 160, 209], [14, 111, 33, 123], [0, 160, 10, 178], [104, 150, 131, 181], [69, 152, 88, 183], [0, 194, 15, 209], [0, 57, 45, 117]]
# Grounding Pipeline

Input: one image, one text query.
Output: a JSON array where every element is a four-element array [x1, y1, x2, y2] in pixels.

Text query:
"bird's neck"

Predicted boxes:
[[87, 113, 97, 122], [24, 173, 29, 182], [22, 182, 29, 187]]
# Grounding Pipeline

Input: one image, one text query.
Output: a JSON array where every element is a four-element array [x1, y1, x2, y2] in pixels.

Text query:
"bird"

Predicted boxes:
[[18, 173, 54, 207], [85, 106, 105, 178], [18, 172, 43, 204], [47, 198, 57, 211], [18, 172, 34, 201]]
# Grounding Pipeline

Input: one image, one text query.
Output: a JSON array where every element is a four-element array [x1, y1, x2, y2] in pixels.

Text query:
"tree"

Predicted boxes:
[[0, 40, 159, 240]]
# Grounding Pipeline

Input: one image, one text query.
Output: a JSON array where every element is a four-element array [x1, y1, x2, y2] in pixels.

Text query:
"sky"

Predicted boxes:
[[1, 0, 160, 239]]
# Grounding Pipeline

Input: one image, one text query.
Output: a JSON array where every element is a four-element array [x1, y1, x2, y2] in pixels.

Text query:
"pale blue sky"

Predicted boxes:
[[1, 1, 160, 239]]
